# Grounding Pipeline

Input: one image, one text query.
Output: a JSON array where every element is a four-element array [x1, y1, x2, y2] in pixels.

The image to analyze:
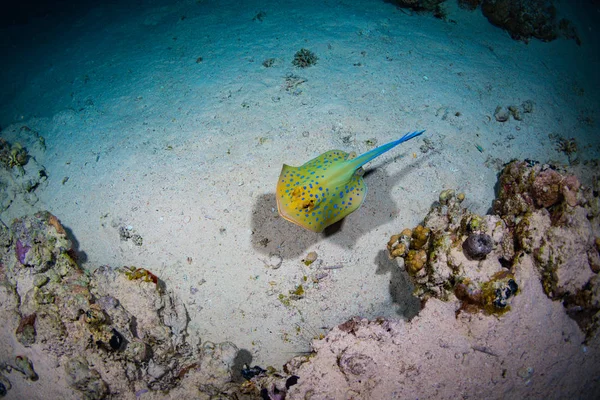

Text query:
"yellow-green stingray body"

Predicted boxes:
[[276, 130, 424, 232]]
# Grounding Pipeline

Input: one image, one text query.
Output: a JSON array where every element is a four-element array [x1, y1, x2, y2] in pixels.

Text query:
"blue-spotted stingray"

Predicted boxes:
[[276, 130, 425, 232]]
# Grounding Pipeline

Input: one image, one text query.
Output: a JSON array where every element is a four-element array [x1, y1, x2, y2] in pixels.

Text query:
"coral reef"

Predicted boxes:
[[388, 188, 520, 314], [492, 161, 599, 331], [387, 0, 580, 44], [493, 160, 582, 216], [481, 0, 580, 44], [0, 212, 257, 399], [387, 161, 599, 332]]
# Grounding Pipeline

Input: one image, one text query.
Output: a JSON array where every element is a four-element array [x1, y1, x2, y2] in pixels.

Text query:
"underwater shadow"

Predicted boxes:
[[250, 192, 324, 259], [327, 153, 429, 249], [375, 249, 421, 319], [231, 348, 253, 383], [63, 224, 88, 265], [250, 153, 429, 259]]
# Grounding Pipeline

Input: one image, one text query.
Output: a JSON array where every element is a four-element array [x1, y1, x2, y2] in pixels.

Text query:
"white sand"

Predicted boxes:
[[1, 0, 598, 371]]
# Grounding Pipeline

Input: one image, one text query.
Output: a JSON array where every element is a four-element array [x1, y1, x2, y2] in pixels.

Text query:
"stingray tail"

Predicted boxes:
[[350, 130, 425, 169]]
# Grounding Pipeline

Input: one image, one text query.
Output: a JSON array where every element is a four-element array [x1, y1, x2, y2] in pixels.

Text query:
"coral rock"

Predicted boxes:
[[481, 0, 559, 43], [411, 225, 430, 250], [64, 356, 109, 400], [405, 249, 427, 275], [532, 168, 563, 208]]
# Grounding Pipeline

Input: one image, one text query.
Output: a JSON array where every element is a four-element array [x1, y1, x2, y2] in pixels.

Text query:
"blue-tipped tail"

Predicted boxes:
[[351, 130, 425, 168]]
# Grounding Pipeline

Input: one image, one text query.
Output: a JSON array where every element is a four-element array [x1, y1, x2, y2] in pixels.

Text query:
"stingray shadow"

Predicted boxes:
[[374, 249, 421, 319], [250, 153, 430, 259], [63, 224, 88, 265], [325, 155, 427, 249]]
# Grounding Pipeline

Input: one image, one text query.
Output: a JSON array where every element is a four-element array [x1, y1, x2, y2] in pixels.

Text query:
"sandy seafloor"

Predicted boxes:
[[1, 0, 599, 384]]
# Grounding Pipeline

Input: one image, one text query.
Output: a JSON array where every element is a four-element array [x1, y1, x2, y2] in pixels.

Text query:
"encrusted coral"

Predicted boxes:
[[388, 161, 599, 332], [0, 211, 248, 398], [389, 189, 517, 314], [481, 0, 579, 44], [493, 160, 581, 220]]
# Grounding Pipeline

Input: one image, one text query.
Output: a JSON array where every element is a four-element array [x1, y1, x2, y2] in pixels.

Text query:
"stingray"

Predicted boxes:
[[276, 130, 425, 232]]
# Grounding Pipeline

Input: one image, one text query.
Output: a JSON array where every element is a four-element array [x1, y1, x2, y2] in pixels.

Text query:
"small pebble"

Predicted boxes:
[[494, 106, 510, 122], [15, 356, 38, 381], [264, 253, 283, 269], [517, 366, 534, 381], [302, 251, 318, 266]]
